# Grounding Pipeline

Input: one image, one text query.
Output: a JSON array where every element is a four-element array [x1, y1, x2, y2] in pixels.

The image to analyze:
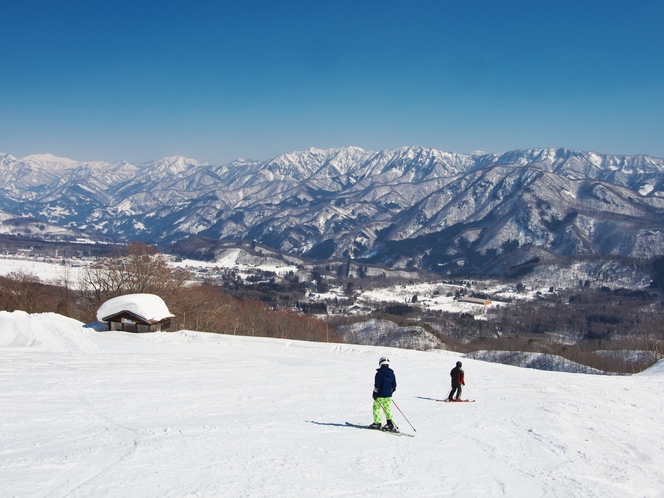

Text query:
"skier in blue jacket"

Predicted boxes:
[[370, 357, 398, 432]]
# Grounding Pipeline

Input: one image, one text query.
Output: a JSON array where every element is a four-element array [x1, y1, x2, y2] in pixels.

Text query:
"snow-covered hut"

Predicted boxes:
[[96, 293, 175, 332]]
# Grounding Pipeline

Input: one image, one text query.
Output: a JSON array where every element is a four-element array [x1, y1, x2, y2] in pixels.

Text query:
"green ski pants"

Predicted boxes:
[[373, 397, 394, 424]]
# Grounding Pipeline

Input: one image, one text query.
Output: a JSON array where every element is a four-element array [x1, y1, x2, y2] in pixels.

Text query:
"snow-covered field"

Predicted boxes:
[[0, 256, 86, 283], [2, 311, 663, 497], [171, 252, 299, 279], [357, 282, 506, 316], [0, 255, 298, 285], [0, 255, 542, 317]]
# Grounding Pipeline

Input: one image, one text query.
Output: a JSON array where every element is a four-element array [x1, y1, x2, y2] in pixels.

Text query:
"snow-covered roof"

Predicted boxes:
[[96, 293, 174, 323]]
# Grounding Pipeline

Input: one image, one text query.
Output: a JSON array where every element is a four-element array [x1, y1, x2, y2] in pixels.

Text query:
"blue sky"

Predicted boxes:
[[1, 0, 663, 164]]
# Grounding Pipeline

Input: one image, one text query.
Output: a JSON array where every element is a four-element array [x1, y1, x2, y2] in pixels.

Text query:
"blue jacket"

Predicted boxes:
[[374, 366, 397, 398]]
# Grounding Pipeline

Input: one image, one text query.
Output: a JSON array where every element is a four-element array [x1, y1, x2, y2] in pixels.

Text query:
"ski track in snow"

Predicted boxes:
[[1, 311, 663, 497]]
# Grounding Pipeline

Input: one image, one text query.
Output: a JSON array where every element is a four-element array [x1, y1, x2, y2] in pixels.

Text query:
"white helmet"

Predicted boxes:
[[379, 357, 390, 367]]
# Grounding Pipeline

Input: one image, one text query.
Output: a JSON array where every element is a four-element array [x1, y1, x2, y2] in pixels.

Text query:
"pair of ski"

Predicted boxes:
[[345, 422, 415, 437], [438, 399, 475, 403]]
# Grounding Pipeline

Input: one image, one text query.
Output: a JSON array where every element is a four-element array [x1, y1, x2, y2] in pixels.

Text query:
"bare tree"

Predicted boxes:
[[78, 242, 190, 320], [54, 264, 75, 316], [0, 271, 42, 313]]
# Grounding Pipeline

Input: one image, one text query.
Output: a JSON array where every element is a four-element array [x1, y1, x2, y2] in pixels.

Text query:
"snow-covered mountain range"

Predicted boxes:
[[2, 147, 664, 273]]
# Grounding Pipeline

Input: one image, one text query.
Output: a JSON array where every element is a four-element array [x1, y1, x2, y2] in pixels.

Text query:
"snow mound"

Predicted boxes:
[[0, 311, 98, 352], [96, 293, 174, 322], [636, 359, 664, 376]]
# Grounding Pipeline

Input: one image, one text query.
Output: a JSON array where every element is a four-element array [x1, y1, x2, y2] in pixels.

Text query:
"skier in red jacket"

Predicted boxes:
[[448, 361, 465, 401]]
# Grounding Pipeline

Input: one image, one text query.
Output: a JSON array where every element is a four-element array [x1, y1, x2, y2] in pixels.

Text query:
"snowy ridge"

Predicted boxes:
[[335, 318, 444, 350], [2, 146, 664, 273], [465, 350, 608, 375]]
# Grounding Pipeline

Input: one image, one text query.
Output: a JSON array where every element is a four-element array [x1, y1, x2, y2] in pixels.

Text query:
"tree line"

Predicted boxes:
[[0, 243, 341, 343]]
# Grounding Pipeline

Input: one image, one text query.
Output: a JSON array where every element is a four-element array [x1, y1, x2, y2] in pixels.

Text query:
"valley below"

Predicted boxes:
[[1, 237, 662, 376]]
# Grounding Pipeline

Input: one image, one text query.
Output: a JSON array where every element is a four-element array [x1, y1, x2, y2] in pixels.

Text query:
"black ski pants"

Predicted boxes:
[[449, 384, 462, 401]]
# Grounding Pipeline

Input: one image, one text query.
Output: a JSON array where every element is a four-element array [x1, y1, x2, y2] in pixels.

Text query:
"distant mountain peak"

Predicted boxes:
[[20, 153, 82, 169], [145, 155, 207, 166]]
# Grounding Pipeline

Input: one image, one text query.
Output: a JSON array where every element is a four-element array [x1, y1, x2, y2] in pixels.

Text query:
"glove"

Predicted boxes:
[[372, 392, 378, 400]]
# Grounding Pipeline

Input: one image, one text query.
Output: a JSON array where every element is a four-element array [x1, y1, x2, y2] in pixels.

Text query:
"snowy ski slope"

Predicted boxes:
[[1, 310, 663, 497]]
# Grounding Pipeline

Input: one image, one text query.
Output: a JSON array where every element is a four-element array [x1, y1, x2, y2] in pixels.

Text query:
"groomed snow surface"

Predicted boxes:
[[1, 311, 663, 497]]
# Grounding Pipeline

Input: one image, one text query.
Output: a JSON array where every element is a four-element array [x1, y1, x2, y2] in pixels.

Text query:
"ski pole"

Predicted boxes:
[[392, 399, 417, 433]]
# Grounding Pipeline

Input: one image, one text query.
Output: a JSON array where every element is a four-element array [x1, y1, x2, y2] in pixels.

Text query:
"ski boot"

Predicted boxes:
[[383, 420, 399, 433], [368, 422, 382, 430]]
